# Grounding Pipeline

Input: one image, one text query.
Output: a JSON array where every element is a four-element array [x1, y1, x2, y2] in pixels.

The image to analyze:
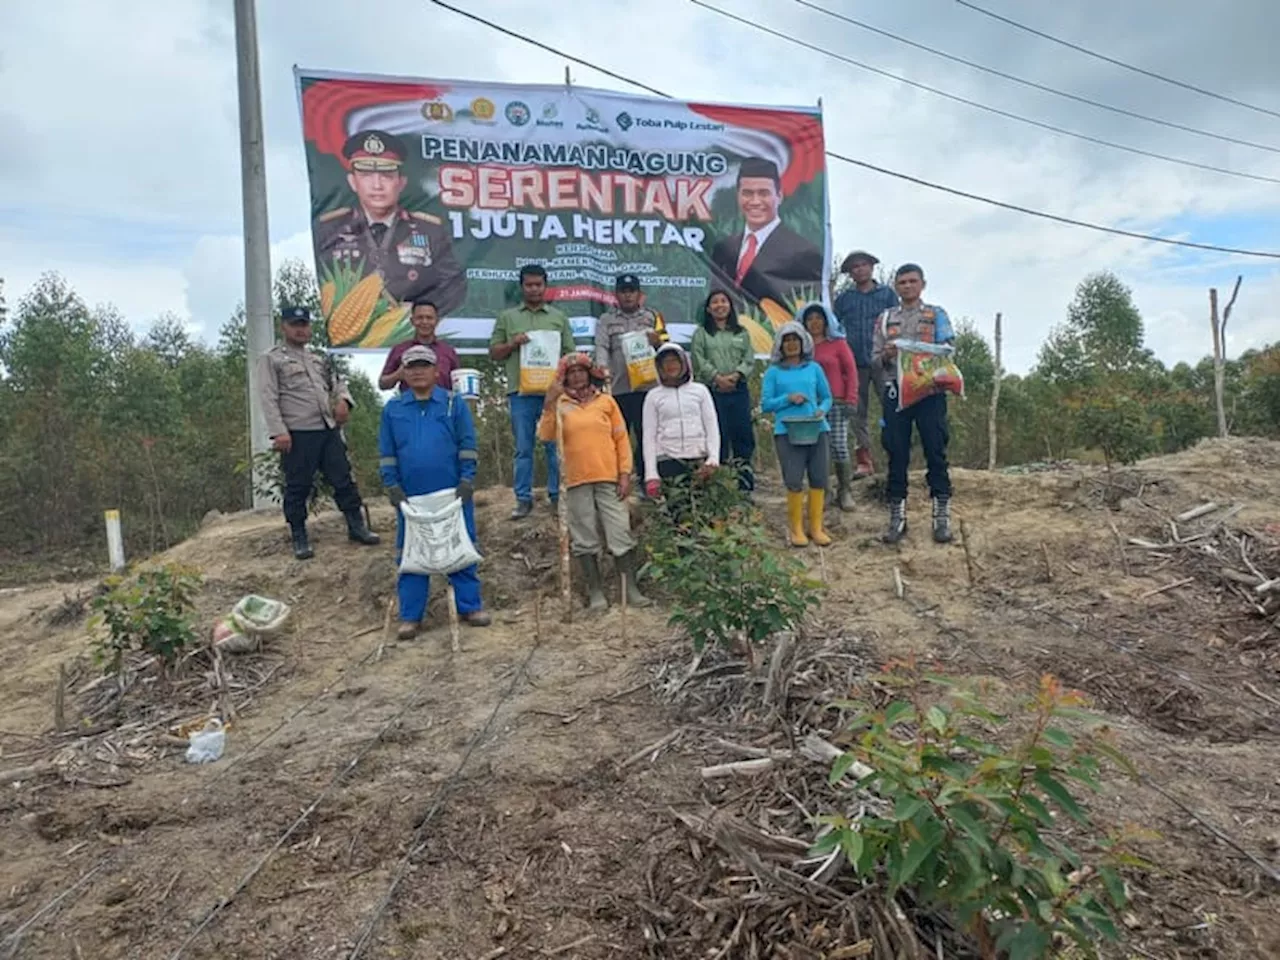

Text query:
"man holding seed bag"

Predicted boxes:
[[490, 264, 576, 520]]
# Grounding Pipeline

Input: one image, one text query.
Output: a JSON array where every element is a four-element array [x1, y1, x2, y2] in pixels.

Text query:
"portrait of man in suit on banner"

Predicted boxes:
[[710, 157, 824, 310]]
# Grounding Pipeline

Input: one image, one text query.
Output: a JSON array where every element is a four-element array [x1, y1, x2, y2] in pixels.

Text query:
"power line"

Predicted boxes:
[[422, 0, 1280, 259], [955, 0, 1280, 122], [691, 0, 1280, 183], [790, 0, 1280, 154]]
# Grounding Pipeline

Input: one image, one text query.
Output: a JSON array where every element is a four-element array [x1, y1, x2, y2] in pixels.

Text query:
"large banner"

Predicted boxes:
[[296, 69, 830, 355]]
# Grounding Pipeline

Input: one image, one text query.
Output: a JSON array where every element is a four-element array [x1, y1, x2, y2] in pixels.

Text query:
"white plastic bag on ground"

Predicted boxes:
[[231, 595, 292, 637], [185, 718, 226, 764], [400, 489, 483, 576]]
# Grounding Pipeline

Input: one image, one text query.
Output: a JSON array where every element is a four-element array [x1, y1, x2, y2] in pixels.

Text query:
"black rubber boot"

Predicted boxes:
[[835, 461, 856, 512], [882, 499, 908, 544], [290, 524, 314, 560], [578, 555, 608, 611], [932, 496, 954, 544], [345, 509, 381, 545], [510, 500, 533, 520], [617, 550, 653, 608]]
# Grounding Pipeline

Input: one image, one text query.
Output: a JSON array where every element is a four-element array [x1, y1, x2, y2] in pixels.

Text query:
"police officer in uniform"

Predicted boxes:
[[314, 129, 466, 317], [257, 306, 381, 559]]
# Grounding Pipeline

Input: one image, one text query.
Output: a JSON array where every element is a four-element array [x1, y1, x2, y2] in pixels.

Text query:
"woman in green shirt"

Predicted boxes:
[[690, 290, 756, 492]]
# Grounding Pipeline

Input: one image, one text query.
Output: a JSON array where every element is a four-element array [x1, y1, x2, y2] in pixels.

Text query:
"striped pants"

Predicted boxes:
[[827, 402, 852, 463]]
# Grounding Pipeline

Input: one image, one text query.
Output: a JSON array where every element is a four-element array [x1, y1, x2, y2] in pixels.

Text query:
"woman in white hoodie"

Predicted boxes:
[[642, 343, 721, 499]]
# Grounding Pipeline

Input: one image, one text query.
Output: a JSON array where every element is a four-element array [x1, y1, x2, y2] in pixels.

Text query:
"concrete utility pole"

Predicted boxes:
[[234, 0, 275, 509]]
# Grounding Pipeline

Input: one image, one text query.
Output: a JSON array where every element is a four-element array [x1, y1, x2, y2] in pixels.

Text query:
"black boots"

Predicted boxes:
[[932, 496, 954, 544], [882, 499, 908, 544], [290, 524, 314, 560], [345, 509, 381, 546], [617, 550, 652, 607], [578, 554, 608, 611]]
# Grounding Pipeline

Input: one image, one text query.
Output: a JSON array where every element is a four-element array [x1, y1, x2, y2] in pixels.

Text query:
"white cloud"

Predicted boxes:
[[1, 0, 1277, 373]]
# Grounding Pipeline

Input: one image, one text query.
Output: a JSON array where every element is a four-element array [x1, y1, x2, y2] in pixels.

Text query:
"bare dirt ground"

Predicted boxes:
[[1, 438, 1278, 959]]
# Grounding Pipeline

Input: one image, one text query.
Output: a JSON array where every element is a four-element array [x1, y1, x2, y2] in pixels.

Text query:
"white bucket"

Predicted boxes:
[[452, 367, 481, 400]]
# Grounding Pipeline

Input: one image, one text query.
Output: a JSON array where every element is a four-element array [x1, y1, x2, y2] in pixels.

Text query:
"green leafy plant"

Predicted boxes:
[[814, 663, 1147, 960], [1073, 391, 1152, 473], [644, 468, 821, 661], [89, 564, 204, 676]]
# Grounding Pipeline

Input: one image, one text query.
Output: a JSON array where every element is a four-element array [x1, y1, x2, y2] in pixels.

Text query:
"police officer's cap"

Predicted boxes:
[[841, 250, 879, 272], [615, 273, 641, 292], [401, 344, 438, 366], [281, 305, 312, 324], [343, 130, 407, 173]]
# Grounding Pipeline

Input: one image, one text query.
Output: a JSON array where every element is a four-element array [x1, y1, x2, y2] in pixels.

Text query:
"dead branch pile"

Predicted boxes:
[[633, 626, 978, 959], [1, 644, 285, 792], [1126, 501, 1280, 649]]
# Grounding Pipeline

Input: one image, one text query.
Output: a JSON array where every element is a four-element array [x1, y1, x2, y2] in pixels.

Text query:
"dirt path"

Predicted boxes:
[[2, 439, 1279, 959]]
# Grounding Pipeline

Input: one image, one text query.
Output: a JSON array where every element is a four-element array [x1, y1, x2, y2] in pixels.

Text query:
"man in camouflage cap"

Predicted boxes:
[[314, 129, 466, 315]]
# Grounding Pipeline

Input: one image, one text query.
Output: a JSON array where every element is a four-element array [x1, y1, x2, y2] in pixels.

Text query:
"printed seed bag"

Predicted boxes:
[[621, 330, 658, 390], [518, 330, 561, 395], [894, 339, 965, 411]]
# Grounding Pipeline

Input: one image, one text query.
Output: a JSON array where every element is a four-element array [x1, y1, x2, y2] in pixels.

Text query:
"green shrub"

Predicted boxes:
[[644, 468, 821, 659], [90, 564, 203, 675], [814, 663, 1146, 959]]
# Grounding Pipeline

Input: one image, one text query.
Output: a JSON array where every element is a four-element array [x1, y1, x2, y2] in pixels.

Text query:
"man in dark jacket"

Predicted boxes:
[[710, 158, 823, 308], [833, 250, 899, 476]]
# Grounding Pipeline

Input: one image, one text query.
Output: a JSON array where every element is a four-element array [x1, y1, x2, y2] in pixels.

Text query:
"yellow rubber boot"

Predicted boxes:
[[808, 488, 833, 546], [786, 491, 809, 547]]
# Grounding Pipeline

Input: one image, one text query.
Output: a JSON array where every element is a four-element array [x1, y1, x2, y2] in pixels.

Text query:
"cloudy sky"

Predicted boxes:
[[1, 0, 1277, 376]]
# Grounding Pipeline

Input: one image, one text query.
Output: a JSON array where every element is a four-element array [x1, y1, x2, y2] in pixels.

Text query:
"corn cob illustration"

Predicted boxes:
[[320, 280, 336, 317], [738, 315, 776, 355], [359, 304, 410, 347], [327, 274, 383, 345]]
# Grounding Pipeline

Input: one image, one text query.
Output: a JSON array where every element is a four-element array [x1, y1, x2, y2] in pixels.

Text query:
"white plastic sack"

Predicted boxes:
[[185, 718, 226, 764], [231, 595, 292, 636], [400, 489, 483, 576]]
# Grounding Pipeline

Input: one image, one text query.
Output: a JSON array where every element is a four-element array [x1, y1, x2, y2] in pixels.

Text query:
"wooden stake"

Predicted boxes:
[[1210, 277, 1242, 439], [1106, 517, 1131, 576], [55, 664, 67, 733], [893, 565, 905, 600], [959, 520, 976, 588], [555, 395, 572, 619], [1039, 542, 1054, 583], [987, 312, 1002, 470], [446, 583, 461, 654]]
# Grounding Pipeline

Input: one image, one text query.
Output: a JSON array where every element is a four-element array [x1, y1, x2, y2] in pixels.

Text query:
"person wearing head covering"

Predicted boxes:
[[257, 304, 379, 560], [689, 290, 757, 493], [537, 354, 651, 612], [593, 273, 669, 486], [379, 344, 491, 640], [761, 322, 834, 547], [871, 263, 956, 544], [314, 130, 466, 320], [709, 158, 824, 308], [833, 250, 900, 477], [641, 344, 721, 499], [798, 302, 859, 511]]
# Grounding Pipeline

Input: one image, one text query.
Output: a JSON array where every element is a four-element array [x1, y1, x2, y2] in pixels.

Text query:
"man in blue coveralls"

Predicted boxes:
[[378, 344, 492, 639]]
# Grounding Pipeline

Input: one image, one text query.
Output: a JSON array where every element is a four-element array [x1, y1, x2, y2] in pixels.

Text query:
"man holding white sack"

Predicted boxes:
[[379, 344, 491, 640]]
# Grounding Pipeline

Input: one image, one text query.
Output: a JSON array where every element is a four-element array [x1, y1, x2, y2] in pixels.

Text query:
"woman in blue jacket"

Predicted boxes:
[[761, 322, 833, 547]]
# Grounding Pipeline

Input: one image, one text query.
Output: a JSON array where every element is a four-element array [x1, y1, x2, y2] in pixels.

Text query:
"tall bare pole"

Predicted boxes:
[[987, 312, 1002, 470], [1210, 277, 1243, 439], [234, 0, 275, 509]]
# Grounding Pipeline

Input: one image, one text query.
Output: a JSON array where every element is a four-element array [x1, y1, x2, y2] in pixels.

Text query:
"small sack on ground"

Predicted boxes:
[[620, 330, 658, 390], [518, 330, 561, 395], [400, 489, 483, 576], [230, 595, 292, 637], [185, 718, 226, 764], [895, 339, 965, 411], [212, 615, 255, 654]]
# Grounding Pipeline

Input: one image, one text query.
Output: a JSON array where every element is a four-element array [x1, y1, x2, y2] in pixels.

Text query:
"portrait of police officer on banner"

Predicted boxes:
[[314, 129, 467, 315]]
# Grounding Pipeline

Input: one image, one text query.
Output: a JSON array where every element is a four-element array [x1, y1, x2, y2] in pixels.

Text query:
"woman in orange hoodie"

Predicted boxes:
[[539, 353, 652, 612]]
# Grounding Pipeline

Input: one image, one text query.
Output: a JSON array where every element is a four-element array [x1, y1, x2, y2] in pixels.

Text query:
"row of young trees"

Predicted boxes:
[[1, 265, 1277, 563]]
